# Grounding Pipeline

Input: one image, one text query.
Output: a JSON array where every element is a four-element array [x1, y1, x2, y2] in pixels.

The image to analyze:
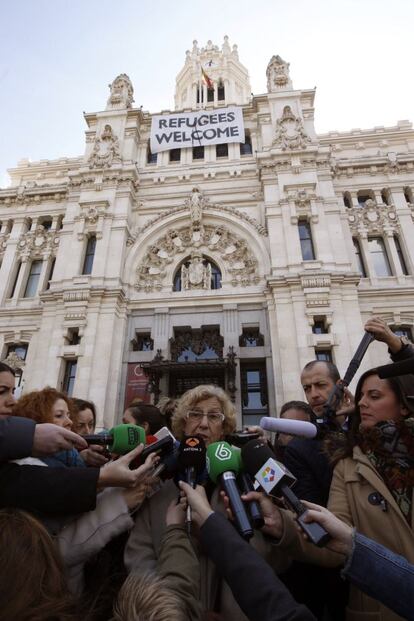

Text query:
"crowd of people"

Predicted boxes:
[[0, 315, 413, 621]]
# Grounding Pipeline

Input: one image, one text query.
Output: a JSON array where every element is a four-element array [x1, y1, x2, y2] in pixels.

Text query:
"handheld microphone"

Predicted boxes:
[[237, 471, 264, 529], [377, 358, 414, 379], [241, 440, 331, 547], [260, 417, 317, 439], [152, 428, 180, 480], [207, 442, 253, 540], [177, 436, 206, 534], [84, 424, 146, 455]]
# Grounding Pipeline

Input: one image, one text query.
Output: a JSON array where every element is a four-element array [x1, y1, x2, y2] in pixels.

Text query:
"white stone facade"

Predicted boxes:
[[1, 38, 413, 429]]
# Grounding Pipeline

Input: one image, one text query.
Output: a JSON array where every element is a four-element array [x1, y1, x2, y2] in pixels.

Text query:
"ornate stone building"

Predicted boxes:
[[1, 38, 413, 429]]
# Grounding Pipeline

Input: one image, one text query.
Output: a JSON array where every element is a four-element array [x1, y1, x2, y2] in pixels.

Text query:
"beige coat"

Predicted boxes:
[[277, 446, 414, 621], [124, 479, 288, 621]]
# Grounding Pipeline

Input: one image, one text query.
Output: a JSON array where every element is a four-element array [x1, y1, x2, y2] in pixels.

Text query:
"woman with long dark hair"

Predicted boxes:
[[258, 368, 414, 621]]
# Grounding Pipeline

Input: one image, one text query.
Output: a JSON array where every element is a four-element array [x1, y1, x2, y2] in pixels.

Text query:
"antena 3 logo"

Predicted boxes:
[[261, 466, 275, 483], [215, 443, 232, 461], [185, 437, 200, 448]]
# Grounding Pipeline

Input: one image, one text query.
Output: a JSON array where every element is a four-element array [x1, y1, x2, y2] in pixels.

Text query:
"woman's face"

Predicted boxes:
[[73, 408, 95, 436], [358, 374, 406, 429], [51, 398, 73, 430], [183, 396, 225, 446], [0, 372, 16, 418], [122, 409, 135, 425]]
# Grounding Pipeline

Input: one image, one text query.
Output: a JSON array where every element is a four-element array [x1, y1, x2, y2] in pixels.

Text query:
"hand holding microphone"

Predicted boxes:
[[207, 441, 253, 540], [242, 439, 330, 547], [84, 423, 146, 455], [177, 435, 206, 534]]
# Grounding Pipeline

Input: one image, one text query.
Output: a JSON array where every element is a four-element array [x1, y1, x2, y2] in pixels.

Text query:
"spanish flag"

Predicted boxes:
[[201, 67, 213, 89]]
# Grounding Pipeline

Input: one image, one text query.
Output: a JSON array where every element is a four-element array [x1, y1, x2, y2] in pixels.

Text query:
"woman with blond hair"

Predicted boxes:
[[124, 384, 277, 621]]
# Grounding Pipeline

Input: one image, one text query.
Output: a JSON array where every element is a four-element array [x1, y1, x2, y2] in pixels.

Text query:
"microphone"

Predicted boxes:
[[206, 441, 253, 540], [377, 358, 414, 379], [260, 417, 317, 439], [84, 423, 146, 455], [241, 440, 331, 547], [177, 436, 206, 534], [237, 471, 264, 529]]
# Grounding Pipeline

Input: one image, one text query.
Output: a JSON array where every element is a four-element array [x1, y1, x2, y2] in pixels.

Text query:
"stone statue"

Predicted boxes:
[[266, 55, 292, 92], [107, 73, 134, 109], [189, 188, 202, 225]]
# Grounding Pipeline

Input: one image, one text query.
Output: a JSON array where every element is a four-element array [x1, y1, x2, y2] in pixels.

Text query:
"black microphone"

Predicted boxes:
[[377, 358, 414, 379], [206, 441, 254, 540], [241, 440, 331, 547], [177, 435, 206, 534], [237, 471, 265, 529]]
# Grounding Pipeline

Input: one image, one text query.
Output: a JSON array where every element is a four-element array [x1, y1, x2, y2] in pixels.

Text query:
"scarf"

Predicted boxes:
[[359, 418, 414, 523]]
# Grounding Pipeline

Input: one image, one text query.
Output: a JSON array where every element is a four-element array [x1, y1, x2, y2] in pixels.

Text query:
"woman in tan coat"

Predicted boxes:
[[124, 384, 281, 621], [264, 368, 414, 621]]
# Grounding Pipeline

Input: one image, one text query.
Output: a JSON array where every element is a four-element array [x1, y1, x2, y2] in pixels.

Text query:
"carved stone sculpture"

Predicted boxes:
[[181, 253, 211, 290], [266, 55, 292, 92], [89, 125, 121, 169], [106, 73, 134, 109], [273, 106, 311, 151]]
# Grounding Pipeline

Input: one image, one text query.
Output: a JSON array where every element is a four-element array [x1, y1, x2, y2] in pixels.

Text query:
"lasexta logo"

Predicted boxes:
[[215, 443, 232, 461], [261, 466, 275, 483]]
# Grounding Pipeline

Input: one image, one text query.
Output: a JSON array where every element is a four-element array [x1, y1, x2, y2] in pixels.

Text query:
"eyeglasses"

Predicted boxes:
[[186, 410, 225, 424]]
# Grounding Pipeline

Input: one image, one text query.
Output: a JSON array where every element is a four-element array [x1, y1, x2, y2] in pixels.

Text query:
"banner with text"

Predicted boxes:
[[150, 106, 245, 153]]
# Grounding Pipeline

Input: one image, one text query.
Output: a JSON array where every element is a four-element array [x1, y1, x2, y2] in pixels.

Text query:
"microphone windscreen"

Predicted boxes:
[[177, 435, 206, 473], [377, 358, 414, 379], [241, 439, 274, 477], [260, 416, 317, 438], [206, 441, 241, 484], [109, 424, 146, 454]]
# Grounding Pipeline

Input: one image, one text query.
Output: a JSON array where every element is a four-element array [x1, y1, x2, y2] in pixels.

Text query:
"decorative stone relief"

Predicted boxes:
[[106, 73, 134, 109], [347, 199, 398, 235], [273, 106, 311, 151], [135, 222, 259, 292], [385, 152, 399, 173], [88, 125, 121, 169], [266, 55, 292, 91], [182, 252, 211, 290], [3, 351, 25, 371], [17, 226, 60, 260], [128, 188, 267, 246], [0, 231, 10, 257], [75, 201, 110, 240]]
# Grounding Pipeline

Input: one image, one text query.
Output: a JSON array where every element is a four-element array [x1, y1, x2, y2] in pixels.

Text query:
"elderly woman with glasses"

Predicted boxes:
[[124, 384, 278, 621]]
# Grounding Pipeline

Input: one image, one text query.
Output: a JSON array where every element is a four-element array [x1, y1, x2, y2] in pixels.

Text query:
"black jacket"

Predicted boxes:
[[200, 512, 315, 621], [0, 416, 36, 462], [0, 417, 99, 515]]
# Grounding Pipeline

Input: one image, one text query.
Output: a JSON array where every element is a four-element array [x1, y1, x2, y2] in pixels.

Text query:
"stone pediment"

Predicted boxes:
[[128, 189, 267, 246]]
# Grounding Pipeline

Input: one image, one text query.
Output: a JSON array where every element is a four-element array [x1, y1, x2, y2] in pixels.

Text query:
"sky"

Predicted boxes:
[[1, 0, 413, 186]]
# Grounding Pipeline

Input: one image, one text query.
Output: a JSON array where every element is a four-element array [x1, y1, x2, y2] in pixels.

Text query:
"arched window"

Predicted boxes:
[[173, 256, 222, 291]]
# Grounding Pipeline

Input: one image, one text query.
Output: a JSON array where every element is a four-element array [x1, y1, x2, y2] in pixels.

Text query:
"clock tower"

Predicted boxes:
[[174, 36, 252, 110]]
